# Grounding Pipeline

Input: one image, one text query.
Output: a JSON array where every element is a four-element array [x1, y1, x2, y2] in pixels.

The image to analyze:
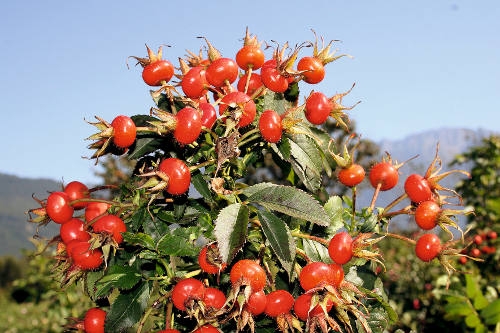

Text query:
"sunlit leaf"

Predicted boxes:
[[242, 182, 329, 226], [214, 203, 249, 263]]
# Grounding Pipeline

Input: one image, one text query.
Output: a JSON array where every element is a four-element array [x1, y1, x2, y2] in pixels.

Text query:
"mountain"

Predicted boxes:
[[0, 173, 61, 256], [0, 127, 497, 257]]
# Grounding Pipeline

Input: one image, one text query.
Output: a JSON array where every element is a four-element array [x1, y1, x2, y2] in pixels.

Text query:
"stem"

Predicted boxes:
[[189, 159, 216, 172], [369, 183, 382, 212], [384, 193, 409, 213], [238, 133, 261, 148], [351, 186, 357, 226], [291, 231, 329, 246], [383, 232, 416, 245], [238, 127, 260, 144]]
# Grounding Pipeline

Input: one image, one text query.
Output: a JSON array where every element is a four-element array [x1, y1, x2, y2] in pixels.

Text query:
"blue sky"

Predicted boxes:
[[1, 1, 499, 185]]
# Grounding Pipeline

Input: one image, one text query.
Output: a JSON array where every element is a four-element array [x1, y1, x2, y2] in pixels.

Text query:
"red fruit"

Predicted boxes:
[[236, 45, 265, 70], [198, 244, 227, 274], [64, 181, 90, 210], [171, 278, 205, 311], [219, 91, 256, 127], [458, 256, 468, 265], [305, 91, 332, 125], [92, 214, 127, 244], [46, 191, 74, 224], [473, 234, 483, 246], [203, 287, 226, 310], [111, 115, 136, 149], [404, 174, 433, 203], [237, 72, 263, 96], [85, 201, 111, 222], [60, 218, 90, 244], [259, 109, 283, 143], [245, 290, 267, 316], [414, 201, 441, 230], [174, 107, 202, 145], [199, 102, 217, 129], [338, 164, 365, 187], [83, 307, 106, 333], [415, 233, 441, 262], [299, 262, 338, 291], [487, 230, 498, 240], [294, 292, 334, 321], [142, 59, 174, 86], [158, 158, 191, 195], [328, 231, 354, 265], [181, 66, 208, 99], [229, 259, 267, 291], [297, 56, 325, 84], [261, 66, 289, 93], [205, 57, 239, 87], [264, 289, 294, 317], [470, 248, 481, 257], [70, 241, 104, 270], [369, 162, 399, 191], [329, 263, 345, 288]]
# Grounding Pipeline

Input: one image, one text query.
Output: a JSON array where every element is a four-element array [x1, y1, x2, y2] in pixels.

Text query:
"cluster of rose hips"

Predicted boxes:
[[29, 28, 476, 332]]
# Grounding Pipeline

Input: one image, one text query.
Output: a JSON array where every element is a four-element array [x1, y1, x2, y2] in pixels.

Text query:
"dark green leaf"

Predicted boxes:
[[127, 137, 163, 160], [257, 209, 295, 278], [214, 203, 249, 263], [105, 281, 150, 332], [191, 170, 213, 202], [480, 299, 500, 325], [242, 183, 330, 226], [288, 135, 323, 192], [156, 228, 199, 257], [123, 232, 155, 250], [358, 284, 398, 324], [96, 265, 142, 294]]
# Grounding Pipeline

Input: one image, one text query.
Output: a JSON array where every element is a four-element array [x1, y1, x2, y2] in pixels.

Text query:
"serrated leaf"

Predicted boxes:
[[123, 232, 155, 250], [288, 135, 323, 192], [257, 209, 295, 278], [156, 230, 199, 257], [105, 281, 150, 332], [261, 90, 294, 115], [324, 196, 345, 232], [242, 182, 330, 226], [302, 238, 331, 263], [96, 265, 142, 296], [214, 203, 249, 263]]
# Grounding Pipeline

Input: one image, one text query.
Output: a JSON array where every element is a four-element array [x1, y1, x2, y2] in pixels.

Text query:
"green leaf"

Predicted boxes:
[[445, 302, 473, 317], [257, 209, 295, 278], [105, 280, 150, 332], [324, 196, 345, 232], [127, 137, 163, 160], [96, 265, 142, 294], [260, 90, 295, 115], [242, 183, 330, 226], [123, 232, 155, 250], [288, 135, 323, 192], [465, 313, 481, 328], [191, 170, 213, 202], [466, 274, 480, 299], [302, 238, 330, 263], [214, 203, 249, 263], [480, 299, 500, 325], [156, 228, 199, 257], [358, 284, 399, 324]]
